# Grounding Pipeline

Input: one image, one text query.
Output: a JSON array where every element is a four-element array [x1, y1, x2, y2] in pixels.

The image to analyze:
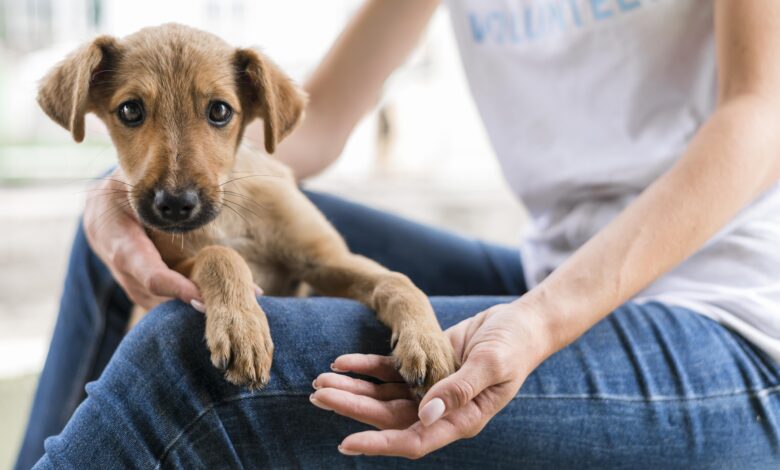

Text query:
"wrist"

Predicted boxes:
[[510, 289, 565, 368]]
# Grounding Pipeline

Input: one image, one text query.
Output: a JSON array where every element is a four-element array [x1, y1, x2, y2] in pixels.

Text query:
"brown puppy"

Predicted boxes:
[[37, 24, 458, 395]]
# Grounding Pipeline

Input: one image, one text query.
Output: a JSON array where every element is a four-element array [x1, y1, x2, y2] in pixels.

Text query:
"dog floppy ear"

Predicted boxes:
[[234, 48, 306, 154], [37, 35, 119, 143]]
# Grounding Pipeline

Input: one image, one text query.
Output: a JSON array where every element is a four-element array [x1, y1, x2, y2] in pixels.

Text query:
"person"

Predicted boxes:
[[15, 0, 780, 468]]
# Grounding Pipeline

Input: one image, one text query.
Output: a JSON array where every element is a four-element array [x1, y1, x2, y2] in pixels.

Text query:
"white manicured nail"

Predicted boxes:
[[190, 299, 206, 313], [419, 398, 445, 426], [338, 446, 362, 456], [309, 394, 332, 411]]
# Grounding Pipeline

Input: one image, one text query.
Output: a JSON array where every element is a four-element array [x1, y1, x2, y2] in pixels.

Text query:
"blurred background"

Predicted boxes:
[[0, 0, 526, 467]]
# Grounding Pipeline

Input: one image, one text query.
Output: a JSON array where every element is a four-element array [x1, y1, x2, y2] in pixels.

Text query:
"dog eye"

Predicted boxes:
[[117, 100, 145, 127], [207, 101, 233, 127]]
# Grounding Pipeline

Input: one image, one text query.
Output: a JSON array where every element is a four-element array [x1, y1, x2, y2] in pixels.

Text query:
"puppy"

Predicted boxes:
[[38, 24, 458, 395]]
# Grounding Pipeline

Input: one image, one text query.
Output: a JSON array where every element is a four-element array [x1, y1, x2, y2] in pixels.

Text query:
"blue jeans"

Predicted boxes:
[[16, 192, 780, 469]]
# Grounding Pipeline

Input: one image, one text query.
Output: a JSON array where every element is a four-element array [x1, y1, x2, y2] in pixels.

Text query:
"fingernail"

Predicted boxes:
[[190, 299, 206, 313], [338, 446, 362, 456], [419, 398, 446, 426], [312, 379, 319, 390], [330, 363, 347, 373], [309, 394, 332, 411], [254, 285, 264, 296]]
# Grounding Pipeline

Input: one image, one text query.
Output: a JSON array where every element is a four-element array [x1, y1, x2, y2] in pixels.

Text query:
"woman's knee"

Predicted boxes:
[[257, 297, 390, 390], [117, 298, 388, 394], [111, 296, 499, 398], [127, 301, 203, 350], [111, 301, 221, 391]]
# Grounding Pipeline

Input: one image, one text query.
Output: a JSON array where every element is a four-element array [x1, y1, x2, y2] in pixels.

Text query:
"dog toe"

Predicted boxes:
[[393, 328, 459, 398], [205, 304, 273, 390]]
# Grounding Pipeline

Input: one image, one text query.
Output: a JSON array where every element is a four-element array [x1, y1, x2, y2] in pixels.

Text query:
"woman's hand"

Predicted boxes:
[[83, 169, 201, 309], [310, 302, 550, 459]]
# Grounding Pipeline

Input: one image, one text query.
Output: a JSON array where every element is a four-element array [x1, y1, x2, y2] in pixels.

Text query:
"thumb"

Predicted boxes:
[[145, 269, 201, 303], [121, 236, 201, 304], [417, 357, 494, 426]]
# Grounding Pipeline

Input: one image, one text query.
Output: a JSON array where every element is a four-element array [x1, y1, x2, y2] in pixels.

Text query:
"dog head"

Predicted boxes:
[[38, 24, 306, 232]]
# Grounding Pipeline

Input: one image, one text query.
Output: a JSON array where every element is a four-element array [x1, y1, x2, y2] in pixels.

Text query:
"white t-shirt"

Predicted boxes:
[[446, 0, 780, 361]]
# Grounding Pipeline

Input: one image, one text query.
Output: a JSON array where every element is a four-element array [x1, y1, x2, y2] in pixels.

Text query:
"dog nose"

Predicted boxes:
[[153, 189, 200, 222]]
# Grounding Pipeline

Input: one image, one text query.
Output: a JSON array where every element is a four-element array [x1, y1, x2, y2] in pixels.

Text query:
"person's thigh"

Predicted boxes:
[[15, 224, 131, 470], [306, 191, 527, 296], [34, 298, 780, 469], [454, 301, 780, 468]]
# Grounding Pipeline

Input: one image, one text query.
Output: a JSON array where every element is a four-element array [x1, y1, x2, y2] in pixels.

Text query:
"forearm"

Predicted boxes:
[[519, 96, 780, 363], [273, 0, 440, 179]]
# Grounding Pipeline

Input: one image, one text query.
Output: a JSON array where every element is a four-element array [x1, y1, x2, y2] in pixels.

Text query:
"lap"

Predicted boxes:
[[17, 190, 525, 469], [37, 297, 780, 469], [305, 191, 527, 296]]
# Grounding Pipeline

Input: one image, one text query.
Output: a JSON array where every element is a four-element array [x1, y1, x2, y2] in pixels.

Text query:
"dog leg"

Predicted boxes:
[[189, 246, 273, 389], [297, 254, 458, 397], [263, 187, 458, 396]]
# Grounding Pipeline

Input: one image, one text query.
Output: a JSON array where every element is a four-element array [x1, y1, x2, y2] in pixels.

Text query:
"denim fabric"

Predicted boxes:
[[14, 219, 133, 470], [16, 192, 780, 469]]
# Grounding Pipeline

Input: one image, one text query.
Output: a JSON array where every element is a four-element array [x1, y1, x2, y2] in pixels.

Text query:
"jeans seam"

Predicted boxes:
[[514, 382, 780, 403], [155, 392, 310, 469]]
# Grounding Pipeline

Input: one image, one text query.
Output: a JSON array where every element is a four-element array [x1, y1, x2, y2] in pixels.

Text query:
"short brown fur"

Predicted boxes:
[[38, 24, 457, 394]]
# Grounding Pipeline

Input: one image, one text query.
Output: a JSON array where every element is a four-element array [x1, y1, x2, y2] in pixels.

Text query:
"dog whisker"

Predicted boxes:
[[219, 173, 284, 187], [90, 200, 133, 234], [90, 177, 136, 188], [223, 197, 260, 219], [79, 186, 131, 192], [220, 200, 251, 226], [78, 188, 132, 197], [222, 197, 257, 218], [222, 196, 263, 220], [218, 190, 269, 211]]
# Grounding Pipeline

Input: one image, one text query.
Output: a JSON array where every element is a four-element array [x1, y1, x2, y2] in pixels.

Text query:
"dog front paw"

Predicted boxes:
[[204, 302, 273, 389], [392, 326, 459, 399]]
